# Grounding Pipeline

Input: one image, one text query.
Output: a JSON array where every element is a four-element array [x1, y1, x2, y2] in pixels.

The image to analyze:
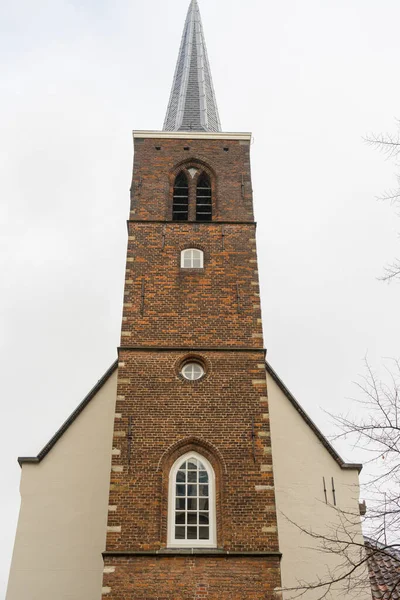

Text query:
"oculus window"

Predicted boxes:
[[181, 363, 204, 381]]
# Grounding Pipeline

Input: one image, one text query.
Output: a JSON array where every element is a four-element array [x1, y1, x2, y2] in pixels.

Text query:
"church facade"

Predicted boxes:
[[6, 2, 370, 599]]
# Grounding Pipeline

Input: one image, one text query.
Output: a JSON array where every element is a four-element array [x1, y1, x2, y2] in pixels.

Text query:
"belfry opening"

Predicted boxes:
[[6, 3, 368, 600]]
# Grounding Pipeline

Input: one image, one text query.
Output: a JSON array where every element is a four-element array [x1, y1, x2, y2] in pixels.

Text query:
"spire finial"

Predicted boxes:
[[163, 0, 221, 132]]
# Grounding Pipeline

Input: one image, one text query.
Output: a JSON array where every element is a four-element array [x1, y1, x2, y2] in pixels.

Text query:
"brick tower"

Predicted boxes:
[[102, 1, 282, 597]]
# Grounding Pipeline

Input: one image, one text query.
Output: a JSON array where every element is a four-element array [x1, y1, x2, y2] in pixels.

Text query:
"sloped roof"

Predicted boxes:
[[18, 358, 362, 474], [365, 538, 400, 599], [18, 360, 118, 466], [265, 361, 362, 472], [163, 0, 221, 132]]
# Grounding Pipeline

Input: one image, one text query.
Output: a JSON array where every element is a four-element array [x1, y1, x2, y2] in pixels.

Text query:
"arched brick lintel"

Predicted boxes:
[[157, 437, 228, 548], [169, 159, 218, 221], [156, 436, 227, 475], [170, 158, 217, 181]]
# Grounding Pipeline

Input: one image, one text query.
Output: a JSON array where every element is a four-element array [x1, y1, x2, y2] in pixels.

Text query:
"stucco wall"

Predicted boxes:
[[267, 372, 371, 600], [6, 370, 117, 600], [6, 365, 372, 599]]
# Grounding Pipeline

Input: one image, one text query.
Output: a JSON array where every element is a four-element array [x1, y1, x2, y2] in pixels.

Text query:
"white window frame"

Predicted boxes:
[[168, 451, 217, 548], [180, 248, 204, 269], [181, 362, 205, 381]]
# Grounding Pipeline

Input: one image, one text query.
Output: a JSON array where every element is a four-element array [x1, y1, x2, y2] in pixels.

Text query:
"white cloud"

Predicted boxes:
[[2, 0, 400, 594]]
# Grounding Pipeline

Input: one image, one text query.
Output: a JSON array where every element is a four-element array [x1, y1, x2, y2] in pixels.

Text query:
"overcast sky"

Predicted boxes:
[[1, 0, 400, 595]]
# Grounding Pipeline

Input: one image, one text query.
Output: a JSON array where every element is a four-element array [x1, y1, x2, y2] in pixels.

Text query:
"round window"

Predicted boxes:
[[181, 362, 205, 381]]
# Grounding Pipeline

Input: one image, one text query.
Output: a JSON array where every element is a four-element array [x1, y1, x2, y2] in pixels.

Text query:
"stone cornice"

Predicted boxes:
[[133, 131, 252, 141]]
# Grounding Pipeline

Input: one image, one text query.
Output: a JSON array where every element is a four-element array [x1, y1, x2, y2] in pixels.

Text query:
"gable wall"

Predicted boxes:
[[6, 370, 117, 600], [267, 372, 372, 600], [6, 363, 374, 600]]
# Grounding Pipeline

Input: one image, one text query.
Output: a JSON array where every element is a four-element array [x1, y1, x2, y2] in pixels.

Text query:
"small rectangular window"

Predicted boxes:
[[181, 249, 204, 269]]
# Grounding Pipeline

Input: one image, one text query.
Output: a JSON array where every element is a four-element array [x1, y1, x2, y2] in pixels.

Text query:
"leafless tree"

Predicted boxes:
[[365, 123, 400, 281], [279, 358, 400, 600]]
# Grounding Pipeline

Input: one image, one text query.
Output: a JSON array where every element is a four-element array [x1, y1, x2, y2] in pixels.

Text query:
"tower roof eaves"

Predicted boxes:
[[133, 130, 252, 141]]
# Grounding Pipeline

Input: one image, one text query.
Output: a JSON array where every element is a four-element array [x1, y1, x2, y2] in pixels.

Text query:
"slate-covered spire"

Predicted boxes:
[[163, 0, 221, 132]]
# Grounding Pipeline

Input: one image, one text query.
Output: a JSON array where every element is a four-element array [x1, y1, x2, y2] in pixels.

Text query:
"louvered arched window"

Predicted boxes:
[[168, 452, 216, 547], [173, 172, 189, 221], [196, 173, 212, 222]]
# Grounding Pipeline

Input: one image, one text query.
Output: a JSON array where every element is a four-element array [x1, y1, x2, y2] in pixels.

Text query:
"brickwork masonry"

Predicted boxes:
[[102, 135, 282, 598]]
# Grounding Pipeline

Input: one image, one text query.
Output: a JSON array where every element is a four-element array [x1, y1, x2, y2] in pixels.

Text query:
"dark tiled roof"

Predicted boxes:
[[265, 362, 362, 472], [163, 0, 221, 132], [18, 358, 362, 475], [366, 539, 400, 599]]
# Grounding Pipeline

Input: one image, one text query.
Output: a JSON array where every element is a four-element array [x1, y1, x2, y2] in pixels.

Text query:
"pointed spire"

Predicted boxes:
[[163, 0, 221, 132]]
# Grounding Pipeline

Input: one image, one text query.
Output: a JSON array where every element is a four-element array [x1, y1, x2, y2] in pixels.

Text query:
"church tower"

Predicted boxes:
[[6, 2, 371, 599], [101, 1, 282, 597]]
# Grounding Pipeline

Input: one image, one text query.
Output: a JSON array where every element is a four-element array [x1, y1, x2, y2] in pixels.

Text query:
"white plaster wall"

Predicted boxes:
[[267, 372, 372, 600], [6, 370, 117, 600]]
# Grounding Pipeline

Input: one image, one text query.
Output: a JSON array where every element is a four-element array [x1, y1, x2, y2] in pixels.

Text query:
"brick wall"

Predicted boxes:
[[102, 135, 282, 598], [130, 137, 254, 222], [122, 222, 262, 347], [107, 350, 277, 551], [102, 555, 282, 600]]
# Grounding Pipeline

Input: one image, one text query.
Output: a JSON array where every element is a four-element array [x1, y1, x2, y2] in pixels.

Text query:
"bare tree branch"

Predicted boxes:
[[364, 133, 400, 159], [379, 259, 400, 282], [365, 123, 400, 281], [282, 359, 400, 599]]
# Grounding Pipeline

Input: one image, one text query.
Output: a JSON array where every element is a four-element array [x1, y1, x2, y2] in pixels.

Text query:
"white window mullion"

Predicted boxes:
[[168, 452, 216, 548], [181, 249, 204, 269]]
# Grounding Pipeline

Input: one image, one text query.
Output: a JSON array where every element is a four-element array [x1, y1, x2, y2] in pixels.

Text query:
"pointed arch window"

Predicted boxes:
[[196, 173, 212, 222], [168, 452, 216, 547], [173, 172, 189, 221]]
